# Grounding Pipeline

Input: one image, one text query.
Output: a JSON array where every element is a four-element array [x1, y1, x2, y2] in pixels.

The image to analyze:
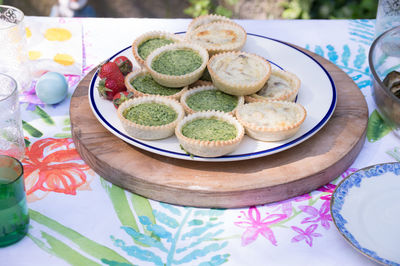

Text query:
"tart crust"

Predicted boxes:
[[245, 69, 300, 103], [125, 69, 188, 100], [132, 31, 182, 66], [145, 42, 209, 88], [187, 14, 232, 33], [117, 96, 184, 140], [235, 101, 306, 141], [180, 85, 244, 115], [185, 21, 247, 55], [175, 111, 244, 157], [208, 51, 271, 96], [188, 80, 213, 89]]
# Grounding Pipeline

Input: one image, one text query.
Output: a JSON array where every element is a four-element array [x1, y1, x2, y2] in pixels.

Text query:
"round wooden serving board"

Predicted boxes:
[[70, 46, 368, 208]]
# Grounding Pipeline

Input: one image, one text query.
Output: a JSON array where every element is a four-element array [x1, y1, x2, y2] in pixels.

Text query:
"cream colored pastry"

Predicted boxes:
[[187, 14, 232, 33], [186, 21, 246, 55], [236, 101, 306, 141], [125, 69, 188, 100], [145, 42, 209, 88], [208, 51, 271, 96], [175, 111, 244, 157], [245, 69, 300, 103], [132, 31, 181, 66], [118, 96, 184, 140]]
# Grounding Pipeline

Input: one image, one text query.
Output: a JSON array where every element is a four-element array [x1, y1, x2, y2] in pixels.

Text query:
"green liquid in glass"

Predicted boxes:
[[0, 163, 29, 247]]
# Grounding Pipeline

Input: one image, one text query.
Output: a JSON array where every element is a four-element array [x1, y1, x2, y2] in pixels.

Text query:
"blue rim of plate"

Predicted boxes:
[[89, 32, 337, 161], [331, 162, 400, 266]]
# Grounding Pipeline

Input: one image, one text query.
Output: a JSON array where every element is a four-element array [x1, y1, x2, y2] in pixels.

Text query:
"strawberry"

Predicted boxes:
[[98, 61, 123, 81], [112, 91, 134, 109], [97, 76, 126, 100], [114, 56, 133, 76]]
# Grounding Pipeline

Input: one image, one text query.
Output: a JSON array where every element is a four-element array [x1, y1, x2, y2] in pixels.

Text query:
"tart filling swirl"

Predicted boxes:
[[236, 101, 306, 142], [208, 51, 271, 96], [245, 69, 300, 103]]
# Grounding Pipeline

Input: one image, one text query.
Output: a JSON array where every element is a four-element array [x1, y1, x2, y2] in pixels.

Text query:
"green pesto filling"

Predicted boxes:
[[131, 74, 182, 96], [186, 89, 238, 112], [123, 103, 177, 126], [138, 38, 174, 60], [151, 49, 202, 76], [182, 118, 237, 141]]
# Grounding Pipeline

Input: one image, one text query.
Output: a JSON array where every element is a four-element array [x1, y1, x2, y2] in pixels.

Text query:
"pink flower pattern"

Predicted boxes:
[[317, 183, 336, 201], [232, 168, 358, 248], [298, 201, 332, 230], [235, 206, 287, 246], [291, 224, 322, 247]]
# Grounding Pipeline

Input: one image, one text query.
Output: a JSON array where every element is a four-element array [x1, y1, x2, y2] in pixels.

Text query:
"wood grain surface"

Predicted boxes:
[[70, 46, 368, 208]]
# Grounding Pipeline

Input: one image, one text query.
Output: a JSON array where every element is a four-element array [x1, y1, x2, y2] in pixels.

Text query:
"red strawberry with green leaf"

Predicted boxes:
[[112, 91, 134, 108], [97, 76, 126, 100], [98, 61, 123, 80], [114, 56, 133, 76]]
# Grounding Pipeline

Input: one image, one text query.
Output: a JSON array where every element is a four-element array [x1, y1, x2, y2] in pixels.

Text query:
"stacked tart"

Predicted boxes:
[[132, 31, 182, 66], [108, 14, 308, 157], [125, 69, 188, 100]]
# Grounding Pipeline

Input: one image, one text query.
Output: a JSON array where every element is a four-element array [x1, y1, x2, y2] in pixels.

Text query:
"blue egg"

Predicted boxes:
[[35, 72, 68, 104]]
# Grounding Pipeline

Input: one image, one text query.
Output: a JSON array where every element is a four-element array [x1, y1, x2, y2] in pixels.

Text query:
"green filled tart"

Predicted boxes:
[[180, 85, 244, 115], [145, 42, 209, 88], [132, 31, 181, 66], [175, 111, 244, 157], [125, 69, 188, 100], [118, 96, 184, 140]]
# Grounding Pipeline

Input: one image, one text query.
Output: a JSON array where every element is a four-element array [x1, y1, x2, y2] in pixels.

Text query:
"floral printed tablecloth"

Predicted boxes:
[[2, 17, 396, 266]]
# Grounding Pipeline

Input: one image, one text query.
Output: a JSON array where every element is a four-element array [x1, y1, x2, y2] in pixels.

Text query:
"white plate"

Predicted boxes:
[[88, 33, 336, 162], [331, 163, 400, 265]]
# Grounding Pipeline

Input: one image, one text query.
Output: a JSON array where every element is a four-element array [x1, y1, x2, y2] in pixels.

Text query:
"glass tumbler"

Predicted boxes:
[[0, 73, 25, 161], [376, 0, 400, 37], [0, 5, 31, 91], [0, 155, 29, 247]]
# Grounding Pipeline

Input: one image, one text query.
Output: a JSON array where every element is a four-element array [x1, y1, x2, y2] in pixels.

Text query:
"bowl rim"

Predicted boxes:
[[368, 25, 400, 105]]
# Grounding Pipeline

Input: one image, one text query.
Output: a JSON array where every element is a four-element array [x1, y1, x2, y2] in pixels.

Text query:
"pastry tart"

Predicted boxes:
[[145, 42, 209, 88], [180, 85, 244, 114], [125, 69, 188, 100], [235, 101, 306, 141], [208, 51, 271, 96], [175, 111, 244, 157], [185, 21, 247, 55], [188, 80, 213, 89], [187, 14, 232, 33], [132, 31, 181, 66], [245, 69, 300, 103], [117, 96, 184, 140]]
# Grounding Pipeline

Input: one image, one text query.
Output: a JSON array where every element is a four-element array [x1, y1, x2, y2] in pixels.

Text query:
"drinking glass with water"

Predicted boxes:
[[0, 73, 25, 161], [0, 155, 29, 247]]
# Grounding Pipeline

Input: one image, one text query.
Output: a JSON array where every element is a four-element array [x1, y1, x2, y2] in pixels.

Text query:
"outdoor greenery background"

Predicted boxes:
[[2, 0, 378, 19], [185, 0, 378, 19]]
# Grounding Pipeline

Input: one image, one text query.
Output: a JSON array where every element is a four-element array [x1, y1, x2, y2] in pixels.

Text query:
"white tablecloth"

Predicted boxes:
[[2, 17, 390, 266]]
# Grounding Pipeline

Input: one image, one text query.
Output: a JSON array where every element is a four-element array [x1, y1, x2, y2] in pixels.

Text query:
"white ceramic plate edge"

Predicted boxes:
[[331, 162, 400, 265]]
